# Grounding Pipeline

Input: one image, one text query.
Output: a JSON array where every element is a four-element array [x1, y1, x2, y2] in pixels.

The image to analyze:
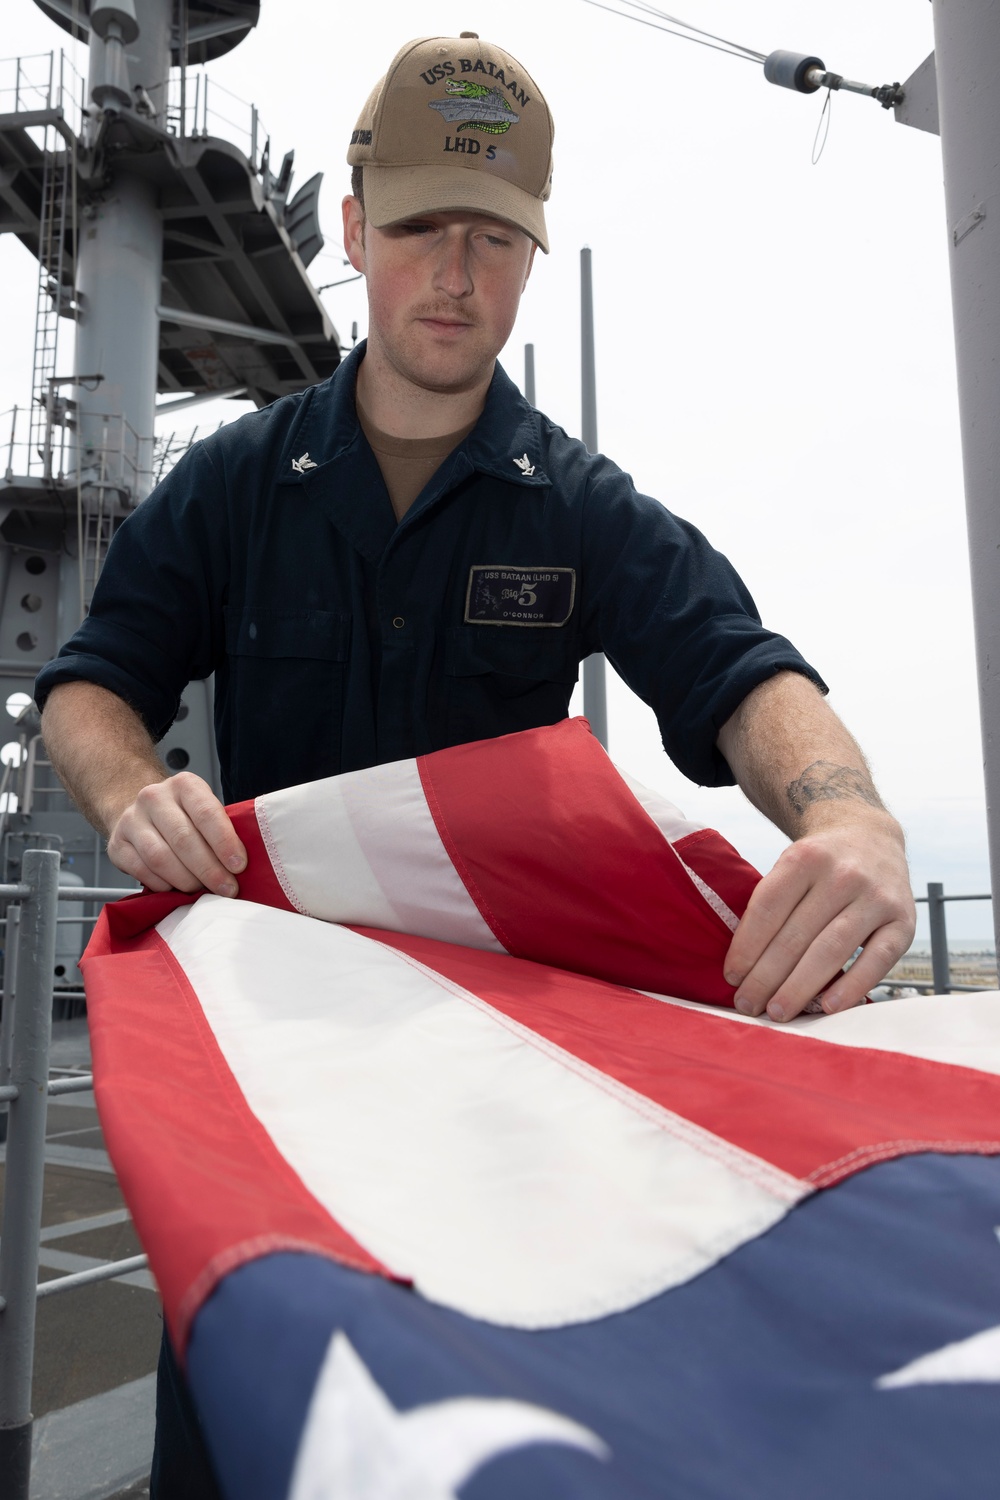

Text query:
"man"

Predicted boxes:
[[36, 32, 914, 1496]]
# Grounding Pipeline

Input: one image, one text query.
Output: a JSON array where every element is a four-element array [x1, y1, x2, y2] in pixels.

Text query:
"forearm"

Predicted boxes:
[[716, 671, 914, 1020], [41, 680, 168, 837], [717, 671, 896, 842]]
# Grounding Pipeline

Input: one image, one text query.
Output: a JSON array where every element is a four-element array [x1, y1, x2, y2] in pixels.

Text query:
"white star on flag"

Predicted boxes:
[[877, 1227, 1000, 1388], [288, 1330, 609, 1500]]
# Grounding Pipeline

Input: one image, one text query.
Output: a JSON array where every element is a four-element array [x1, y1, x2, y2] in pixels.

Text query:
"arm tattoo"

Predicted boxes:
[[786, 761, 886, 818]]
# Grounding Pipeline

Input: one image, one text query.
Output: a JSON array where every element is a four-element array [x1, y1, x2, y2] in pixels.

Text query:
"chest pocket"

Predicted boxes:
[[444, 625, 579, 746], [220, 607, 352, 798]]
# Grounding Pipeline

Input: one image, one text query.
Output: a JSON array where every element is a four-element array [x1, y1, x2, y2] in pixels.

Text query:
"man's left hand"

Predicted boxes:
[[715, 673, 916, 1022], [723, 810, 916, 1022]]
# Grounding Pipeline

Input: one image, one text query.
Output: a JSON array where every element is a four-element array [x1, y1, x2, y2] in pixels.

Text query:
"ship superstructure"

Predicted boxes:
[[0, 0, 340, 919]]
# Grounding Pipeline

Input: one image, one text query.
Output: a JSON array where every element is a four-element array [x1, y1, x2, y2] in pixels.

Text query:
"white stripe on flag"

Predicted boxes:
[[643, 988, 1000, 1076], [255, 760, 503, 951], [157, 898, 808, 1330], [617, 771, 705, 844]]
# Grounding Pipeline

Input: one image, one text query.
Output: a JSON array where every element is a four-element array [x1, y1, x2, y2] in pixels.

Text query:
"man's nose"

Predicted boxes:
[[432, 232, 474, 298]]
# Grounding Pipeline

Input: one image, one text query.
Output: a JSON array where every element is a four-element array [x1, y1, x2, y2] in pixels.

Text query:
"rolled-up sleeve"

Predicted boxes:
[[579, 467, 827, 787]]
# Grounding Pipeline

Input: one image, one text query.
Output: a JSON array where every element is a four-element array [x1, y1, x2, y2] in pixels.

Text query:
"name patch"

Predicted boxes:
[[464, 566, 576, 627]]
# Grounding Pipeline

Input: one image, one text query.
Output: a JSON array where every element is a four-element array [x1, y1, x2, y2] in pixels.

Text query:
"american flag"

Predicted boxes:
[[82, 720, 1000, 1499]]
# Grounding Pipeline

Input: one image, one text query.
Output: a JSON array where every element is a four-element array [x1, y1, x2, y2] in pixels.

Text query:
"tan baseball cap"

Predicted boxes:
[[347, 33, 554, 252]]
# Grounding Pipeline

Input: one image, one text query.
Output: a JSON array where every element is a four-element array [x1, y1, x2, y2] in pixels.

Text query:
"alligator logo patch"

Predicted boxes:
[[429, 80, 520, 136]]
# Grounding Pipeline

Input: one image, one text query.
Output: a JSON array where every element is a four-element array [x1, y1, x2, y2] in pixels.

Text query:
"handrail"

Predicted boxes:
[[35, 1253, 149, 1302]]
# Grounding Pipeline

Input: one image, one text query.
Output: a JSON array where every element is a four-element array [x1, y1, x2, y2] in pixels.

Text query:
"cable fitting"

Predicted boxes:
[[763, 51, 827, 94]]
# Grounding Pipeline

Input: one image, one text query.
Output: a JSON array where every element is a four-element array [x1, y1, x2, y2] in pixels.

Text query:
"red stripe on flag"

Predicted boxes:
[[82, 916, 396, 1355], [83, 800, 294, 957], [227, 797, 297, 911], [417, 718, 749, 1006], [360, 929, 1000, 1187]]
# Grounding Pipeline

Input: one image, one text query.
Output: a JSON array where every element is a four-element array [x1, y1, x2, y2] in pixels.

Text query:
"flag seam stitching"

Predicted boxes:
[[674, 854, 739, 932], [254, 797, 309, 916], [808, 1137, 1000, 1187], [363, 933, 807, 1205]]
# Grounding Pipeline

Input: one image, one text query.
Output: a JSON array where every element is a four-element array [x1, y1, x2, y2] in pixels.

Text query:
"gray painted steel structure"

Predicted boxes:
[[0, 872, 140, 1500], [0, 0, 340, 901], [931, 1, 1000, 955], [0, 851, 61, 1496]]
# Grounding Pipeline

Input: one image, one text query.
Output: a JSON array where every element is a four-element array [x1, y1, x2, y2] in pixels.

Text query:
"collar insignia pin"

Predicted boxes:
[[513, 453, 535, 477], [291, 452, 318, 474]]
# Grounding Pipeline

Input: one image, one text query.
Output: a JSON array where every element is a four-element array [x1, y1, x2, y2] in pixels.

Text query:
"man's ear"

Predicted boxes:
[[342, 195, 366, 274], [523, 240, 538, 290]]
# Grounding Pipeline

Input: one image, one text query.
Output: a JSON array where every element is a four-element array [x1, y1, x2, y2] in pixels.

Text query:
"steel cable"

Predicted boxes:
[[581, 0, 766, 65]]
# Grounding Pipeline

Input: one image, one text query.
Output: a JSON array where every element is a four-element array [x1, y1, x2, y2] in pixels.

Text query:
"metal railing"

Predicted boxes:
[[164, 67, 270, 171], [0, 49, 88, 140], [0, 854, 139, 1497], [900, 882, 995, 996], [2, 48, 273, 179], [3, 402, 153, 500]]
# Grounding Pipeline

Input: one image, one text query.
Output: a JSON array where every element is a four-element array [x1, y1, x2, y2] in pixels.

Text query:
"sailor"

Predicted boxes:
[[35, 32, 915, 1498]]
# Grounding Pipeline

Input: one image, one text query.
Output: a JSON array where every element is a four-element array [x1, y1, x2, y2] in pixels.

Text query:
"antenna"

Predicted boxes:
[[580, 248, 608, 750]]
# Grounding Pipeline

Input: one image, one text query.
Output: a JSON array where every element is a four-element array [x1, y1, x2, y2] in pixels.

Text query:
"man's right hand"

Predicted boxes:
[[107, 772, 247, 896], [40, 681, 248, 898]]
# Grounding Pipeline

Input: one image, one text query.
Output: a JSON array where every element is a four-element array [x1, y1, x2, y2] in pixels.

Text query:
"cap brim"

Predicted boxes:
[[362, 164, 549, 253]]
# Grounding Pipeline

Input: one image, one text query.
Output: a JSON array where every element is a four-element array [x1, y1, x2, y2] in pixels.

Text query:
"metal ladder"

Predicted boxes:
[[80, 507, 115, 616], [27, 126, 71, 479]]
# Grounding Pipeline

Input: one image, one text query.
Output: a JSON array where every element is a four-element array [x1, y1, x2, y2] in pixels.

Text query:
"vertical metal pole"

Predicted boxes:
[[580, 247, 608, 749], [927, 881, 951, 995], [6, 405, 16, 481], [0, 905, 19, 1148], [524, 342, 535, 406], [0, 905, 22, 1082], [932, 2, 1000, 956], [179, 0, 188, 137], [0, 851, 60, 1498], [581, 249, 598, 454]]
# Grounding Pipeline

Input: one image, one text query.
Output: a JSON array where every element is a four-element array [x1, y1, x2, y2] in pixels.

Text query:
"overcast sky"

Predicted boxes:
[[0, 1, 988, 937]]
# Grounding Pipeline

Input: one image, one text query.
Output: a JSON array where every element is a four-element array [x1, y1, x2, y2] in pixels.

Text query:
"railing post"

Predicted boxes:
[[0, 850, 60, 1498], [0, 905, 22, 1145], [927, 880, 952, 995], [6, 405, 17, 482]]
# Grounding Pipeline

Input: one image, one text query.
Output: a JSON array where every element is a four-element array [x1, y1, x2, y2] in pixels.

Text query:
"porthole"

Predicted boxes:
[[1, 743, 24, 768], [16, 632, 37, 652], [24, 556, 46, 576], [20, 594, 42, 613], [5, 693, 31, 719], [165, 747, 190, 771]]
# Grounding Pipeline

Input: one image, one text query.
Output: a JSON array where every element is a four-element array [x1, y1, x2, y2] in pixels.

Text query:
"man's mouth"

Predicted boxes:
[[417, 315, 475, 333]]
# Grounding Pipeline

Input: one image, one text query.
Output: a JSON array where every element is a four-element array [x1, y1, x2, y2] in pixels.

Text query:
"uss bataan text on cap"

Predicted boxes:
[[347, 33, 554, 252]]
